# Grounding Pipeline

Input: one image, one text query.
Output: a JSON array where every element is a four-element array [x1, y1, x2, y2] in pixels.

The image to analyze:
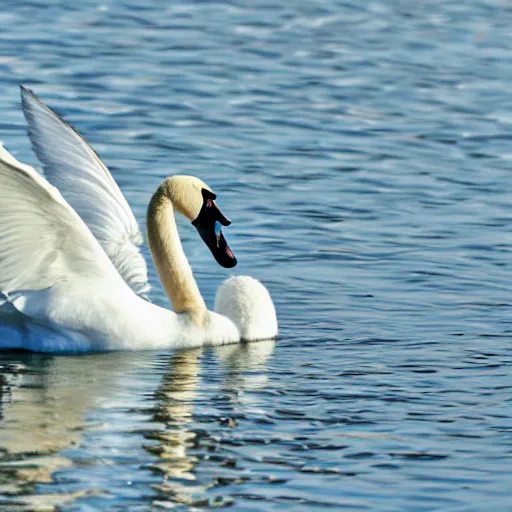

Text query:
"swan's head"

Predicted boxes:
[[164, 175, 237, 268]]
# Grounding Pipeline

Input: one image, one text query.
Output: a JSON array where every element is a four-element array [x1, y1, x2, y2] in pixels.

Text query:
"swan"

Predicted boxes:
[[0, 86, 277, 352]]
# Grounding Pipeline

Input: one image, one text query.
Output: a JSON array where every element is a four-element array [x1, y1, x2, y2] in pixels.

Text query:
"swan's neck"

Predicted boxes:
[[147, 186, 207, 326]]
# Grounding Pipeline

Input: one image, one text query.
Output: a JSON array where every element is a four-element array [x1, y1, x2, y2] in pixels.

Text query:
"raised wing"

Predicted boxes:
[[0, 152, 123, 298], [20, 86, 150, 296]]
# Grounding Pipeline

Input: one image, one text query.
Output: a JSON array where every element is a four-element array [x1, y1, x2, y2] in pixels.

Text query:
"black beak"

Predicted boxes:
[[192, 189, 237, 268]]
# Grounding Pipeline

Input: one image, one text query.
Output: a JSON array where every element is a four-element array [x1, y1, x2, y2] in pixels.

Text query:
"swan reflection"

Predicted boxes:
[[0, 351, 145, 505], [148, 348, 202, 481], [0, 340, 275, 508], [215, 339, 276, 390], [148, 340, 275, 505]]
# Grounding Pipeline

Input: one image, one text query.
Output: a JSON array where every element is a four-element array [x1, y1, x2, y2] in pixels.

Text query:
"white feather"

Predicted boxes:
[[215, 276, 278, 341], [20, 87, 149, 296], [0, 156, 123, 295]]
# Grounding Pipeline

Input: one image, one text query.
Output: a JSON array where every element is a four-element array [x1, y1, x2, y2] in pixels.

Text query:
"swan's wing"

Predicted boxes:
[[20, 86, 150, 297], [0, 143, 32, 171], [0, 152, 124, 297]]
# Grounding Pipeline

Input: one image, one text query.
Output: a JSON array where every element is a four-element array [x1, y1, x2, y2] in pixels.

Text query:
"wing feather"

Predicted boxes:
[[20, 86, 150, 296], [0, 154, 122, 297]]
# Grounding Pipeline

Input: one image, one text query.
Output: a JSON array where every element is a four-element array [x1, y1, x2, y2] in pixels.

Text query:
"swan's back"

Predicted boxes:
[[215, 276, 277, 341]]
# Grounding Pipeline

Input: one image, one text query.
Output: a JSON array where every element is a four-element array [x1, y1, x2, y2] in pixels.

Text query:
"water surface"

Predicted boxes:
[[0, 0, 512, 510]]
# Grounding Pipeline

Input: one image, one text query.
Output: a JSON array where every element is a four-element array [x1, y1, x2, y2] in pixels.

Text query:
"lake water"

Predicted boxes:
[[0, 0, 512, 510]]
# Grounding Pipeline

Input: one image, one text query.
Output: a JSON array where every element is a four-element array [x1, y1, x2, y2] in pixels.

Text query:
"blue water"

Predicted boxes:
[[1, 0, 512, 510]]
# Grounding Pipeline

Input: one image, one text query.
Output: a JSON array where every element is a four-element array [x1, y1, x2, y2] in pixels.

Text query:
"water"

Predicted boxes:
[[0, 0, 511, 509]]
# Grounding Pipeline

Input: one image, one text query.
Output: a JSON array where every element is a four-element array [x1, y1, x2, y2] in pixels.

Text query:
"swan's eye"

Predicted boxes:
[[206, 199, 214, 208]]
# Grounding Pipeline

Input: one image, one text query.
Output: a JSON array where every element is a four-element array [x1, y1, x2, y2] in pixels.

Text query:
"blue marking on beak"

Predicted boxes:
[[214, 221, 222, 246]]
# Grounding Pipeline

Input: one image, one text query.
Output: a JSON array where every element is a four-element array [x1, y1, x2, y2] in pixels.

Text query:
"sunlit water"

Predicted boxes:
[[0, 0, 512, 510]]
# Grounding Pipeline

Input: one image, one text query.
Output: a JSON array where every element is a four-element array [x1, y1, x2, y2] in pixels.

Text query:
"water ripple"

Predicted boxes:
[[0, 0, 512, 509]]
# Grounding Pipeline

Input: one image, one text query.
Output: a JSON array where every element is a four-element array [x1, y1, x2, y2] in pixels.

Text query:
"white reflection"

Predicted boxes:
[[0, 352, 142, 502], [149, 340, 275, 505], [149, 348, 202, 482], [215, 339, 275, 389]]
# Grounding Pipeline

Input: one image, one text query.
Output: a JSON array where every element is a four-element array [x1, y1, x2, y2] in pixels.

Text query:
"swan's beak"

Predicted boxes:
[[192, 196, 237, 268]]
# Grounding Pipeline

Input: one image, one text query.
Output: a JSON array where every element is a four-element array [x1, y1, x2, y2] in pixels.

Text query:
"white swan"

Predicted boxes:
[[0, 87, 277, 352]]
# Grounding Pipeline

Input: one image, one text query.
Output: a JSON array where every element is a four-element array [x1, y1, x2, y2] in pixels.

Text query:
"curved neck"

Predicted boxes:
[[147, 186, 207, 326]]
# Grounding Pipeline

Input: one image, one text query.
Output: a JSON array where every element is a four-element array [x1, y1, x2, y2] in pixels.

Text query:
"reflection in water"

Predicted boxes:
[[0, 352, 143, 509], [0, 342, 276, 510], [215, 340, 276, 390], [148, 348, 202, 482], [147, 340, 275, 508]]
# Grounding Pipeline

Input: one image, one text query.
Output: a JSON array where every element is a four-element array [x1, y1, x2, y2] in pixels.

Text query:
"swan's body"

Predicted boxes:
[[0, 87, 277, 352]]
